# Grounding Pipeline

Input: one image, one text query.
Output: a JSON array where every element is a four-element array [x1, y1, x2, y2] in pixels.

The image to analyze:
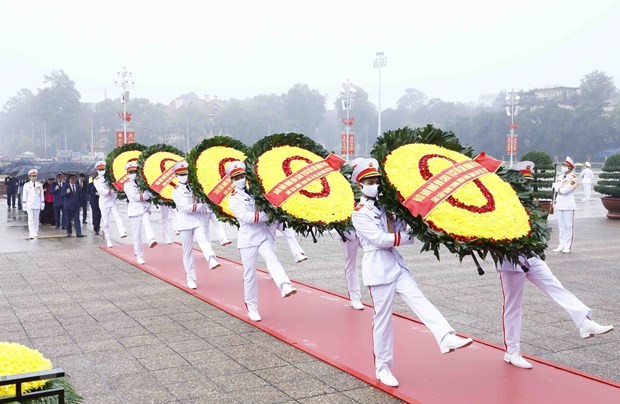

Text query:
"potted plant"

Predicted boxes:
[[520, 150, 555, 213], [594, 152, 620, 219]]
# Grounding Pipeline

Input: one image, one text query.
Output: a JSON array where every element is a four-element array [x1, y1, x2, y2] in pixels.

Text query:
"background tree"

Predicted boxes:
[[283, 84, 325, 136], [580, 70, 617, 107]]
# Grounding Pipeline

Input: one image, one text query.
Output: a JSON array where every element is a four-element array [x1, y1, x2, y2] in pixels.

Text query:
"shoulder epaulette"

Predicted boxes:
[[354, 203, 364, 211], [231, 189, 237, 196]]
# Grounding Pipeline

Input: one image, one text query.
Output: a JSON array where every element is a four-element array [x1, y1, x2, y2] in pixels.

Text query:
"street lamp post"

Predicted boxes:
[[114, 67, 135, 145], [373, 52, 387, 139], [340, 80, 357, 162], [505, 89, 520, 166]]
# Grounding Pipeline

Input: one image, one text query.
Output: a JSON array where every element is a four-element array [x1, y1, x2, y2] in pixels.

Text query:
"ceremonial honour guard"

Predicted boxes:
[[124, 160, 157, 265], [93, 161, 127, 247], [580, 161, 594, 201], [226, 161, 297, 322], [351, 158, 472, 387], [499, 161, 613, 369], [171, 161, 221, 289], [22, 169, 45, 239], [552, 156, 578, 253]]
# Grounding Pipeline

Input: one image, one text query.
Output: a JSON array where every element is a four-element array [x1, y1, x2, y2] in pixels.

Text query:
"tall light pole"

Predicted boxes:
[[373, 51, 387, 139], [340, 80, 357, 162], [505, 89, 520, 166], [114, 67, 135, 145]]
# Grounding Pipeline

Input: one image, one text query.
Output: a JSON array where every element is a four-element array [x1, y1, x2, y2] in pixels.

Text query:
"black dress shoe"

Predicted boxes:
[[66, 234, 72, 237], [95, 231, 99, 235], [77, 235, 85, 238]]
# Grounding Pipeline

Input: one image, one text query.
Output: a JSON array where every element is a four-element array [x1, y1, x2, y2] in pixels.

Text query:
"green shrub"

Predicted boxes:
[[594, 153, 620, 198], [520, 150, 555, 200]]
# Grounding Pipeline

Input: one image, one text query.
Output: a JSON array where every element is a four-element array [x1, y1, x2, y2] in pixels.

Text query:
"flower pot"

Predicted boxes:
[[601, 196, 620, 220], [537, 200, 553, 214]]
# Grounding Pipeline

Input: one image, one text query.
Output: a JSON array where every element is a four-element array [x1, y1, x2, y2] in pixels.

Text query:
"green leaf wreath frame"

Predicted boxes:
[[104, 143, 147, 201], [186, 136, 251, 227], [136, 143, 186, 207], [245, 133, 352, 241], [371, 125, 550, 267]]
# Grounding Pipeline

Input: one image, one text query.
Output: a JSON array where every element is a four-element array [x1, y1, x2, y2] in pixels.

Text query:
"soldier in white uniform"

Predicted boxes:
[[226, 161, 297, 322], [171, 161, 221, 289], [351, 158, 472, 387], [123, 160, 157, 265], [580, 161, 594, 201], [22, 169, 45, 239], [93, 161, 127, 248], [341, 157, 366, 310], [498, 161, 613, 369], [552, 156, 578, 253]]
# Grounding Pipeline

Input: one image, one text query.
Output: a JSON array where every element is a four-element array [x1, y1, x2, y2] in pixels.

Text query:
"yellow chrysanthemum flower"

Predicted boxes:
[[256, 145, 354, 224], [384, 144, 530, 241], [0, 342, 53, 398], [195, 146, 247, 217], [111, 150, 142, 182]]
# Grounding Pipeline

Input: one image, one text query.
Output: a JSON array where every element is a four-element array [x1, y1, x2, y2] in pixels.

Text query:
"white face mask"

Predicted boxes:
[[561, 166, 569, 173], [233, 178, 246, 189], [177, 174, 188, 184], [128, 173, 137, 181], [362, 183, 379, 198], [97, 170, 105, 176]]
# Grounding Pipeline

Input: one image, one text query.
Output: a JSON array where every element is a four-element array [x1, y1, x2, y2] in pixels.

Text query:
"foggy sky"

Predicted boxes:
[[1, 0, 619, 109]]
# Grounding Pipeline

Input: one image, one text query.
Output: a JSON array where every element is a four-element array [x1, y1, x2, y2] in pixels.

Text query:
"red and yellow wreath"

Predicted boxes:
[[137, 144, 185, 206], [105, 143, 147, 200], [246, 133, 355, 238]]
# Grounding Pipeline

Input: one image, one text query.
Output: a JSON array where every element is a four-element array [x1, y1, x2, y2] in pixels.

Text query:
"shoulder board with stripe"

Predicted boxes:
[[231, 189, 237, 196], [354, 203, 364, 211]]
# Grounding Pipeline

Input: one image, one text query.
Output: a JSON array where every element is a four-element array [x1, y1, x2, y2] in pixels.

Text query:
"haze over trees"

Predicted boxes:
[[1, 69, 618, 161]]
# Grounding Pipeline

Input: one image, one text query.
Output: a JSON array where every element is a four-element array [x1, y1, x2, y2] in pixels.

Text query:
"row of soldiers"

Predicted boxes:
[[36, 157, 613, 389]]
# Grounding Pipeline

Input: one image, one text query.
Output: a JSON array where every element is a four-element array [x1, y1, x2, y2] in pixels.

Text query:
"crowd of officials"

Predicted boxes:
[[5, 171, 101, 238]]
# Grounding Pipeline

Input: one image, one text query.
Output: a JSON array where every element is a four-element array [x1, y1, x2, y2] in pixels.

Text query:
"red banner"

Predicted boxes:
[[264, 153, 345, 207], [340, 134, 355, 155], [207, 176, 235, 205], [113, 174, 129, 191], [127, 131, 135, 144], [150, 160, 184, 193], [506, 134, 518, 156], [402, 153, 502, 219], [116, 131, 124, 148]]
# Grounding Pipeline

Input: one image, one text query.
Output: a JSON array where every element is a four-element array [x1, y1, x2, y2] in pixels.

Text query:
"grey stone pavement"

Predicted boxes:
[[1, 185, 619, 403]]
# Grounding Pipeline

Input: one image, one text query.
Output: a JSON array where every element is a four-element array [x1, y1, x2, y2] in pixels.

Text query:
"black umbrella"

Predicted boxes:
[[36, 161, 90, 179], [1, 159, 37, 175]]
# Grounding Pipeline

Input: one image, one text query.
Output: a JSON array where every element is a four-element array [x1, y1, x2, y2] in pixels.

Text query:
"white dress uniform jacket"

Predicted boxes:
[[351, 197, 414, 286], [124, 181, 153, 217], [554, 172, 578, 210], [94, 175, 118, 209], [22, 181, 45, 210], [228, 187, 275, 248], [172, 184, 208, 230]]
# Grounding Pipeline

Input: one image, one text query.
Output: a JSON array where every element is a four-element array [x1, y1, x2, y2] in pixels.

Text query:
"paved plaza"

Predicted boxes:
[[1, 187, 619, 403]]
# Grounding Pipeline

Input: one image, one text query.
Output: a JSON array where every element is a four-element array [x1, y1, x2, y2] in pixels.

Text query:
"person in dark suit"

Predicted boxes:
[[87, 174, 101, 235], [78, 173, 89, 224], [5, 175, 18, 208], [63, 174, 84, 237], [51, 173, 66, 229]]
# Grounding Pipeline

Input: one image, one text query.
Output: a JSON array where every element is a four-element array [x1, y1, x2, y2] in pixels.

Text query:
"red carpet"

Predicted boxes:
[[102, 244, 620, 403]]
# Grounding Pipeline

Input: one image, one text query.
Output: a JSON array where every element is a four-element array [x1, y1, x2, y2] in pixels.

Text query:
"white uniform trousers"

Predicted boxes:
[[278, 226, 304, 258], [341, 231, 361, 301], [180, 226, 213, 281], [130, 213, 155, 259], [27, 209, 41, 238], [556, 210, 575, 249], [238, 239, 292, 311], [101, 205, 127, 243], [161, 206, 173, 243], [209, 215, 228, 242], [583, 183, 592, 201], [499, 262, 591, 355], [369, 268, 454, 372]]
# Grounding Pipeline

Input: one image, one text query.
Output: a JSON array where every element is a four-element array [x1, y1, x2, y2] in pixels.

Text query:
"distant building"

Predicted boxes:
[[173, 94, 224, 117], [519, 86, 581, 110]]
